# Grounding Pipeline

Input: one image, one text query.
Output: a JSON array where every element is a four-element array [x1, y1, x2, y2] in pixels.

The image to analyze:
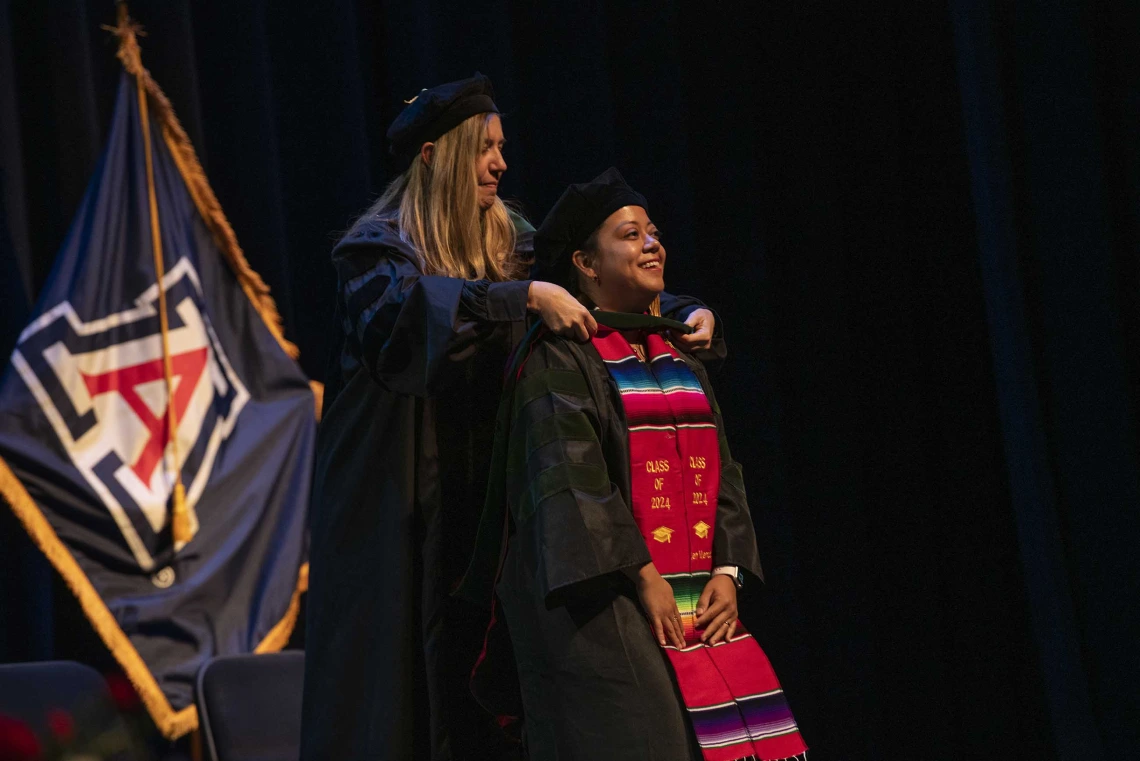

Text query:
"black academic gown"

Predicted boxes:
[[300, 216, 716, 761], [487, 333, 763, 761]]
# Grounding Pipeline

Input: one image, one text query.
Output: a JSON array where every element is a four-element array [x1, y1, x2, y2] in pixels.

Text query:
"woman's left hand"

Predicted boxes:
[[673, 308, 715, 352], [694, 574, 739, 644]]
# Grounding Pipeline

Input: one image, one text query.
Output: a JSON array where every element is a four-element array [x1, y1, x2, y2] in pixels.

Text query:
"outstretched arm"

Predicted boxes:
[[334, 223, 595, 396], [659, 292, 726, 362], [333, 228, 529, 396]]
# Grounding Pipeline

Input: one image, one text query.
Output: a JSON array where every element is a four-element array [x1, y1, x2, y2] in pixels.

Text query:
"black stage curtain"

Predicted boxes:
[[1, 1, 1137, 759]]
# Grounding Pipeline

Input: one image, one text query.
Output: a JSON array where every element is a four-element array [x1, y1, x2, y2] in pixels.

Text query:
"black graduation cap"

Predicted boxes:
[[533, 167, 648, 286], [387, 72, 499, 164]]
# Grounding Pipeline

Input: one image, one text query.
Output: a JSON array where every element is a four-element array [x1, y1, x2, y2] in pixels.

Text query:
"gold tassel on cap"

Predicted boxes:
[[105, 2, 297, 359]]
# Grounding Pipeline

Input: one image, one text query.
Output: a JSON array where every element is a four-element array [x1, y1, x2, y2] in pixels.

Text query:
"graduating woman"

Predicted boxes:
[[301, 77, 721, 761], [462, 169, 808, 761]]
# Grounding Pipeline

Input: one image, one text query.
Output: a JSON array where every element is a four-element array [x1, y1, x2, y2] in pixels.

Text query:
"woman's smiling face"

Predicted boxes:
[[575, 205, 665, 312]]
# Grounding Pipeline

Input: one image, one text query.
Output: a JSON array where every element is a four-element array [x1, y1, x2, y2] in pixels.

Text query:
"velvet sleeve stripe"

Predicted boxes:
[[338, 258, 398, 345], [459, 280, 531, 322], [351, 281, 396, 347], [357, 301, 406, 373], [505, 413, 600, 485], [515, 461, 611, 523], [512, 369, 591, 412], [517, 439, 609, 493], [524, 412, 598, 457], [342, 262, 383, 299]]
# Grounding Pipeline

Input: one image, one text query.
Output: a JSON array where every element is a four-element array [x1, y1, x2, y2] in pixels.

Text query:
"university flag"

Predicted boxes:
[[0, 13, 314, 739]]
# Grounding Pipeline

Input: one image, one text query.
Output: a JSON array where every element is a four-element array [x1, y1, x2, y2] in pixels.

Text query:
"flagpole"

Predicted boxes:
[[110, 1, 194, 546], [0, 2, 315, 742]]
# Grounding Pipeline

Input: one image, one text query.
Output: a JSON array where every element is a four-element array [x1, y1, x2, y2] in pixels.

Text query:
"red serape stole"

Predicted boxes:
[[593, 327, 808, 761]]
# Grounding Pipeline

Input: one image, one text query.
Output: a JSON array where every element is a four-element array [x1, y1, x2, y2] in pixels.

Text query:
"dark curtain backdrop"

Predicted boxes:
[[2, 1, 1137, 760]]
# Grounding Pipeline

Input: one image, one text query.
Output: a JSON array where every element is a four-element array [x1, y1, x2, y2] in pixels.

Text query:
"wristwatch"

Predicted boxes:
[[712, 565, 743, 589]]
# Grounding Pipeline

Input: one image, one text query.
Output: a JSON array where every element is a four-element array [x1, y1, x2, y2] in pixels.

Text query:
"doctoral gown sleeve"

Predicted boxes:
[[700, 372, 764, 582], [659, 291, 727, 362], [507, 339, 651, 602], [332, 220, 531, 396]]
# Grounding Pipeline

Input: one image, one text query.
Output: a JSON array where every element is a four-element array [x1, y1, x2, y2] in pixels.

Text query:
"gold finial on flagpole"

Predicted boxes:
[[104, 0, 299, 363], [102, 2, 146, 70]]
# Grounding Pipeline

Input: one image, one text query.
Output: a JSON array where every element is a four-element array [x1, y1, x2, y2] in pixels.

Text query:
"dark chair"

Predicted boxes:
[[0, 660, 134, 758], [195, 651, 304, 761]]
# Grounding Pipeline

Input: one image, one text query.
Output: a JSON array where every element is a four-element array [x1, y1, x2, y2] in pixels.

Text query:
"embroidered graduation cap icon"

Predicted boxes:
[[693, 521, 710, 539], [652, 526, 675, 543]]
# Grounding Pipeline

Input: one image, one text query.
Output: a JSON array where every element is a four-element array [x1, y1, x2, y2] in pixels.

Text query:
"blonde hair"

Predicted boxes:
[[365, 113, 520, 281]]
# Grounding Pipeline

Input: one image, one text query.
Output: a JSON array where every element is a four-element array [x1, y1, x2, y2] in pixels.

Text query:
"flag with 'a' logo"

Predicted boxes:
[[0, 17, 314, 739]]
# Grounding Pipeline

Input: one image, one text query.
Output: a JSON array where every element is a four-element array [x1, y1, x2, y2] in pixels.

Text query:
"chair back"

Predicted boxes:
[[0, 660, 133, 758], [196, 651, 304, 761]]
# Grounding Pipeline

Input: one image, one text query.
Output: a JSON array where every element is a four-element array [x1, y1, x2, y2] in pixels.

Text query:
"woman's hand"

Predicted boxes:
[[673, 308, 715, 352], [632, 563, 686, 648], [528, 282, 597, 342], [694, 574, 739, 644]]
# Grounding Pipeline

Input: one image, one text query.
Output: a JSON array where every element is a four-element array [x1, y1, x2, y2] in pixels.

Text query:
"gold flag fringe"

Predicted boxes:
[[0, 457, 199, 737], [310, 380, 325, 422], [106, 6, 298, 359], [0, 4, 313, 740], [255, 563, 310, 654], [0, 453, 311, 739]]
